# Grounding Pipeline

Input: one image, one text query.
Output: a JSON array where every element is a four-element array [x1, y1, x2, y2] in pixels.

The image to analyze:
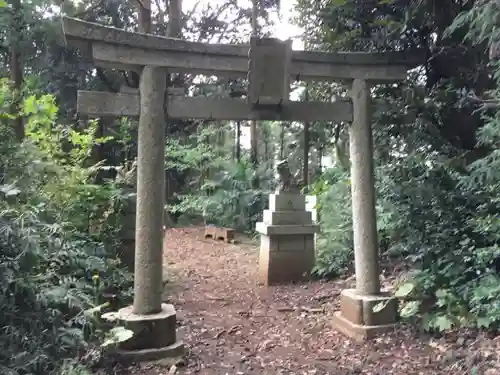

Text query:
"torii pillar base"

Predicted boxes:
[[332, 289, 398, 341], [116, 304, 184, 364]]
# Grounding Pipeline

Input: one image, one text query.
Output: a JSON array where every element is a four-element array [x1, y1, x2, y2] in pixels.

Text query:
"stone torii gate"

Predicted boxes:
[[62, 16, 422, 360]]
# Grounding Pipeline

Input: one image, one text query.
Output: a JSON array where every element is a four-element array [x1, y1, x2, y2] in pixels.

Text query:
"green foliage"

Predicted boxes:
[[0, 80, 132, 374], [58, 361, 94, 375], [166, 124, 274, 233], [294, 0, 500, 334], [311, 166, 353, 278]]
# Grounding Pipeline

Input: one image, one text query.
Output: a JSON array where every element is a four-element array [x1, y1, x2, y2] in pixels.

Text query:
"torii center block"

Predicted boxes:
[[248, 37, 292, 108], [256, 193, 319, 285]]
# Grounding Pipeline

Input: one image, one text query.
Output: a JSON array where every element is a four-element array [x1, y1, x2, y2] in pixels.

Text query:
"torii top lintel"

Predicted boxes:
[[61, 17, 425, 82]]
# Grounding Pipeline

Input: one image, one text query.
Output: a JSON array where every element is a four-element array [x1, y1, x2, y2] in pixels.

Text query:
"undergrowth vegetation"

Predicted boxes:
[[301, 0, 500, 333], [166, 124, 275, 233], [0, 80, 133, 374]]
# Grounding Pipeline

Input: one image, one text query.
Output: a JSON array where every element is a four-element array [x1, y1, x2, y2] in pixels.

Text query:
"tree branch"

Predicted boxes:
[[467, 93, 500, 109], [72, 0, 104, 19]]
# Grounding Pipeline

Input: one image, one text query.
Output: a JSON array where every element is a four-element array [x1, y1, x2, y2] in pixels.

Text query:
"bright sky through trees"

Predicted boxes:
[[183, 0, 304, 49]]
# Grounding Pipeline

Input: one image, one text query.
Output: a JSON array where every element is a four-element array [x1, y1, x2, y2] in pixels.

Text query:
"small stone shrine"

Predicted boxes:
[[256, 160, 319, 285]]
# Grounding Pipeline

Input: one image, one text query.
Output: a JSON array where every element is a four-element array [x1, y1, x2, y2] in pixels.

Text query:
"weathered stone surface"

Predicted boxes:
[[78, 91, 140, 117], [133, 66, 167, 315], [262, 210, 312, 225], [255, 222, 319, 236], [349, 78, 381, 296], [248, 37, 292, 107], [116, 341, 184, 364], [260, 234, 315, 253], [258, 192, 319, 285], [76, 90, 354, 122], [62, 17, 424, 81], [331, 312, 397, 341], [276, 235, 305, 252], [118, 304, 178, 350], [339, 289, 397, 326], [268, 193, 306, 211], [259, 244, 315, 285], [332, 289, 398, 341], [275, 160, 301, 193], [304, 235, 315, 252], [204, 226, 235, 243]]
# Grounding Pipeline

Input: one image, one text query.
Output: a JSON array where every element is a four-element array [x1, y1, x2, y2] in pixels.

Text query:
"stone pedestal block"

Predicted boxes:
[[269, 193, 306, 211], [116, 303, 184, 362], [256, 193, 319, 286], [332, 289, 397, 341]]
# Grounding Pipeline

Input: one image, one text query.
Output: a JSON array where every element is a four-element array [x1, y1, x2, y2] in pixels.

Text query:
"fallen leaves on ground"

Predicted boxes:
[[120, 227, 500, 375]]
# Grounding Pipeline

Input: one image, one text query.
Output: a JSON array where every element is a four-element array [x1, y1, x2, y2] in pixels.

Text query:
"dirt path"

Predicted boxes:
[[126, 227, 500, 375]]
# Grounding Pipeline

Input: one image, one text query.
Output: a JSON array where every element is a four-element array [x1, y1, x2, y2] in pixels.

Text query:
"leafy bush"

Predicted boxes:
[[0, 79, 132, 374], [377, 96, 500, 331], [375, 3, 500, 332], [311, 166, 353, 278], [166, 124, 274, 233]]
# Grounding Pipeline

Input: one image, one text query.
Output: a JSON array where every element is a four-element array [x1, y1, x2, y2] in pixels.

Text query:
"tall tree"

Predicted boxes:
[[8, 0, 24, 139], [250, 0, 259, 167]]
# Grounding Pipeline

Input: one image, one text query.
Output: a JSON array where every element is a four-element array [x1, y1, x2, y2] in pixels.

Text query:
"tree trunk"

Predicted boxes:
[[279, 122, 285, 159], [318, 147, 323, 171], [137, 0, 152, 33], [164, 0, 184, 218], [167, 0, 182, 38], [10, 0, 24, 140], [302, 87, 310, 190], [250, 0, 258, 167], [303, 121, 310, 190], [128, 0, 152, 89], [236, 121, 241, 162], [264, 133, 269, 162]]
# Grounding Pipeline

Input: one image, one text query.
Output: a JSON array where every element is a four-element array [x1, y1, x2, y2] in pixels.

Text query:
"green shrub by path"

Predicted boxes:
[[310, 166, 353, 278], [0, 79, 132, 375]]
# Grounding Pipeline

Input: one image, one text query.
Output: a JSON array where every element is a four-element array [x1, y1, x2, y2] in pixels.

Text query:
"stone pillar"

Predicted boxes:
[[332, 79, 397, 341], [256, 193, 319, 285], [350, 79, 380, 295], [117, 66, 184, 362]]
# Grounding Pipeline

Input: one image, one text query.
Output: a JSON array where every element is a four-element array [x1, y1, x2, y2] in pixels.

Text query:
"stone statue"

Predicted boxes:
[[275, 159, 300, 193]]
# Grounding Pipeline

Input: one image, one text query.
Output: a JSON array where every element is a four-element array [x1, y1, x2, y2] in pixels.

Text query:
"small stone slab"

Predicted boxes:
[[204, 225, 235, 243], [263, 209, 313, 226], [255, 222, 319, 236], [204, 225, 217, 239], [260, 234, 315, 253], [269, 193, 306, 211]]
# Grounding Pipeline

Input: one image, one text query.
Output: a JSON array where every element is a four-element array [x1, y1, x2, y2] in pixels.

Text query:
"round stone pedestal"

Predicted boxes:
[[117, 303, 184, 363]]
